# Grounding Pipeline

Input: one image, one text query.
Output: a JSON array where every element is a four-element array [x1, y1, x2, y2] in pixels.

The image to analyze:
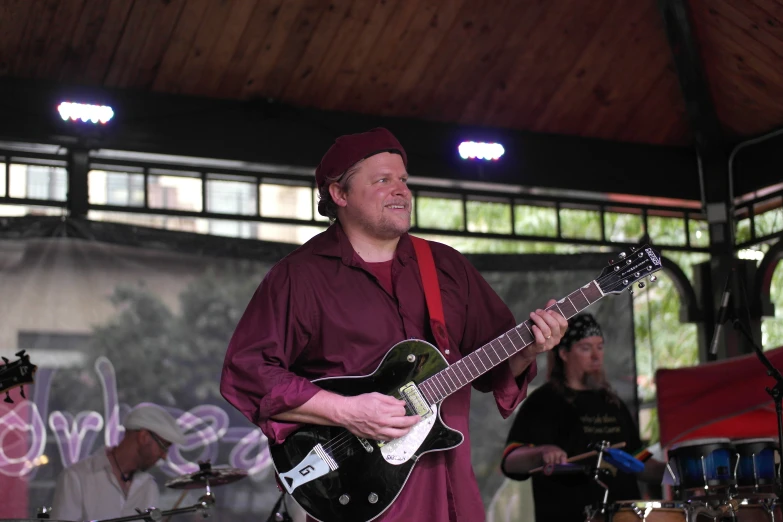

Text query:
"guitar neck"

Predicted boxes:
[[417, 280, 604, 405]]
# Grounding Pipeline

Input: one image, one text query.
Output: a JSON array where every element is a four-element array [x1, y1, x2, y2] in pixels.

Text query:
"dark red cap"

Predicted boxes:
[[315, 128, 407, 190]]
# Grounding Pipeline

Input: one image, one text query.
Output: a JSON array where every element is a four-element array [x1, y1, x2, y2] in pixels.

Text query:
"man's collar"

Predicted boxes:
[[312, 222, 416, 266]]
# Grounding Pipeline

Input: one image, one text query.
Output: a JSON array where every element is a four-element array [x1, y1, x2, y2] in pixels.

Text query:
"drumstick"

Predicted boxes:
[[529, 442, 627, 474], [162, 490, 188, 522]]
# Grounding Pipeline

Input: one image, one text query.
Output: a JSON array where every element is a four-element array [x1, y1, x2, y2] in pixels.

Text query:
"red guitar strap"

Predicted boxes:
[[410, 236, 451, 356]]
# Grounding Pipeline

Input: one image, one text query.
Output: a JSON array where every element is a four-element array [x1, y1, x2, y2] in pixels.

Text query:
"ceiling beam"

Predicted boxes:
[[1, 76, 699, 200]]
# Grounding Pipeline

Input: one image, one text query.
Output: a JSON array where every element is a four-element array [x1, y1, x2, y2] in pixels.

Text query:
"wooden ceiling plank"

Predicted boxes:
[[459, 0, 551, 125], [707, 0, 783, 64], [708, 47, 783, 134], [238, 0, 308, 99], [13, 0, 63, 78], [694, 0, 783, 103], [247, 0, 328, 100], [318, 0, 403, 110], [581, 7, 680, 140], [150, 0, 211, 93], [350, 0, 445, 116], [388, 0, 486, 119], [479, 0, 612, 129], [176, 0, 237, 96], [191, 0, 260, 97], [297, 0, 398, 110], [58, 1, 113, 82], [81, 0, 136, 85], [215, 0, 286, 98], [426, 0, 523, 123], [34, 0, 88, 79], [128, 0, 188, 89], [335, 0, 425, 113], [104, 1, 166, 87], [617, 67, 689, 144], [279, 0, 358, 104], [723, 0, 783, 48], [530, 0, 654, 134], [0, 0, 36, 77]]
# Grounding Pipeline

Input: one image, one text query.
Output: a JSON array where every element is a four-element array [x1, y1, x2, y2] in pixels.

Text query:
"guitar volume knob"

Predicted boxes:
[[368, 492, 379, 504], [339, 494, 350, 505]]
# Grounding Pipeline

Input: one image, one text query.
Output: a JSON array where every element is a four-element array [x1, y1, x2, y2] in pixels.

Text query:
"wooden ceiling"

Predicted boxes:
[[0, 0, 782, 147]]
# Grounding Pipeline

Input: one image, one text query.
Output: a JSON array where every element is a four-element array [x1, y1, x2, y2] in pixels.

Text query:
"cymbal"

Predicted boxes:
[[165, 462, 248, 490]]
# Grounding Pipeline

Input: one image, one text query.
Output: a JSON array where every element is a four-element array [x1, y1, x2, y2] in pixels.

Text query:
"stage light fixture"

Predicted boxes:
[[458, 141, 505, 161], [57, 102, 114, 124]]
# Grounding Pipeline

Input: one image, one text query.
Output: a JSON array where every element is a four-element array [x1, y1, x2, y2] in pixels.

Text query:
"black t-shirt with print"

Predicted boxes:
[[502, 382, 643, 522]]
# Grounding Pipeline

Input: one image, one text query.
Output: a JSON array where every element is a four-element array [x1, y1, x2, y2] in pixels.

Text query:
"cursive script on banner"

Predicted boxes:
[[0, 357, 271, 478]]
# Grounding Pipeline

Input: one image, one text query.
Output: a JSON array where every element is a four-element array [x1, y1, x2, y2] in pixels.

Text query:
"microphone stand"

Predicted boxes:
[[729, 312, 783, 499]]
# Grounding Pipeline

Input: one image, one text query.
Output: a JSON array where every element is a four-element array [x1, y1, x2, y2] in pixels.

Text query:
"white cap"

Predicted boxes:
[[123, 404, 186, 446]]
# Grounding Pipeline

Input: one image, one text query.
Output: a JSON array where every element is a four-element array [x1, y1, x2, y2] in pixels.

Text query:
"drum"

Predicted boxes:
[[586, 500, 691, 521], [735, 438, 779, 490], [667, 438, 736, 491], [732, 495, 782, 522]]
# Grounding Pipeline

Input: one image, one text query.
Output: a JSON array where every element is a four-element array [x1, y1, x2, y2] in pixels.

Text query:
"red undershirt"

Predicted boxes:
[[364, 259, 394, 296]]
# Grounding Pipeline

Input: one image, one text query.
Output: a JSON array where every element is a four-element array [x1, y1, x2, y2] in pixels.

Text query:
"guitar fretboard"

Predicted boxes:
[[417, 280, 603, 405]]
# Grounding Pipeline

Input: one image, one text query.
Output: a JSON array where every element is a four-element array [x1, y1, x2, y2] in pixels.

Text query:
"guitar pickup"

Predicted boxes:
[[399, 382, 432, 419], [278, 443, 338, 494]]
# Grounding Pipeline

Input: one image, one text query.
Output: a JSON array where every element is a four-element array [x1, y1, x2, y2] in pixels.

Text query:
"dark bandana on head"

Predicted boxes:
[[556, 313, 603, 351]]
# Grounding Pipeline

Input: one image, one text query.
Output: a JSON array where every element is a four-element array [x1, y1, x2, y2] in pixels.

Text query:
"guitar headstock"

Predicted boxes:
[[596, 244, 663, 295], [0, 350, 37, 403]]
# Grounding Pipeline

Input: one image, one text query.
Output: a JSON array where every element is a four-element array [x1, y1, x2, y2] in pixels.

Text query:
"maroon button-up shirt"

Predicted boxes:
[[221, 223, 536, 521]]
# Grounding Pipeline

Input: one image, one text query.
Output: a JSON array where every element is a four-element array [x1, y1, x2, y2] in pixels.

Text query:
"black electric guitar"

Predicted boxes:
[[0, 350, 37, 403], [270, 245, 663, 522]]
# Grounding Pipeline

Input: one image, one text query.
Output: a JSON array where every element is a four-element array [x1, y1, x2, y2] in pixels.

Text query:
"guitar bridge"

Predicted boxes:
[[278, 443, 338, 494]]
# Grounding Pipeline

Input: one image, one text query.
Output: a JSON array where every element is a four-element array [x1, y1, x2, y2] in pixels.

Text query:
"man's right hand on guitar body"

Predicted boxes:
[[336, 392, 421, 441], [271, 389, 420, 442]]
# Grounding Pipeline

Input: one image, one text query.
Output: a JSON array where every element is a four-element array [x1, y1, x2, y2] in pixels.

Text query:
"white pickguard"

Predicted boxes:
[[379, 404, 438, 465]]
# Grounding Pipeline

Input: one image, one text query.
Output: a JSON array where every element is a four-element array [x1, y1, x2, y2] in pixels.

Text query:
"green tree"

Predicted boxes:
[[51, 261, 270, 411]]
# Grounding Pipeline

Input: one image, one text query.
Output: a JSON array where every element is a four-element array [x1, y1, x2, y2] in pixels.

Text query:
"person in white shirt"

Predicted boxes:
[[51, 404, 186, 521]]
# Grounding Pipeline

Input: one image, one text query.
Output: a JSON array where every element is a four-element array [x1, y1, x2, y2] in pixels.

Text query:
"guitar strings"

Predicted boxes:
[[317, 262, 659, 462]]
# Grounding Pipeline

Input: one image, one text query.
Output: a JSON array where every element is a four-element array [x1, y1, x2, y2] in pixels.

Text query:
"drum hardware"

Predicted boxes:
[[164, 461, 248, 490], [94, 492, 216, 522], [582, 441, 623, 521], [85, 461, 246, 522]]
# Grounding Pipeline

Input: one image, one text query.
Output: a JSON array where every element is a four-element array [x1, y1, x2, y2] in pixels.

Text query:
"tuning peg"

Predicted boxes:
[[638, 282, 645, 289], [630, 246, 637, 252], [4, 392, 12, 404], [1, 357, 8, 364], [609, 259, 614, 264], [650, 275, 658, 282], [20, 387, 25, 399], [619, 252, 627, 259], [629, 290, 634, 296], [15, 350, 25, 357]]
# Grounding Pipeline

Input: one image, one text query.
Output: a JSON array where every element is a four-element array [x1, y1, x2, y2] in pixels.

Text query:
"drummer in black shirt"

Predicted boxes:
[[500, 313, 666, 522]]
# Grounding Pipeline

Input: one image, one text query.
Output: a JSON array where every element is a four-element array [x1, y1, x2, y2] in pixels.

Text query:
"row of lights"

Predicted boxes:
[[57, 102, 114, 124], [56, 101, 506, 162], [458, 141, 505, 161]]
